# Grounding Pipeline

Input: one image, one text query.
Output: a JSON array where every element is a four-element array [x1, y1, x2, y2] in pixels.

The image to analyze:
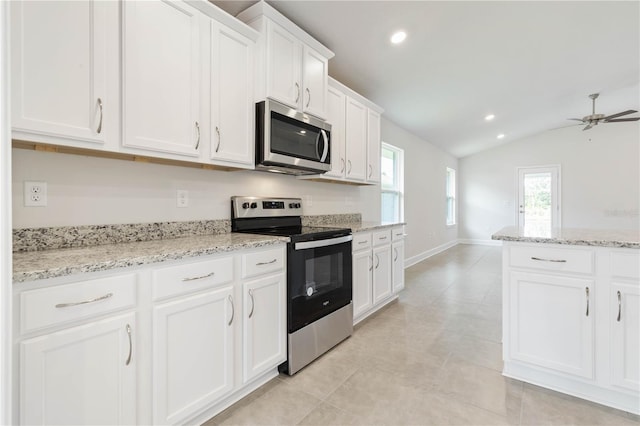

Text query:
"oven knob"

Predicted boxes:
[[289, 203, 296, 208], [295, 203, 301, 208], [242, 202, 250, 209], [250, 202, 258, 209]]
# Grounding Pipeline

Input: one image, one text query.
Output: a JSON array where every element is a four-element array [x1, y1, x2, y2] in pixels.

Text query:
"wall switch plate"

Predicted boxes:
[[24, 181, 47, 207], [176, 190, 189, 208]]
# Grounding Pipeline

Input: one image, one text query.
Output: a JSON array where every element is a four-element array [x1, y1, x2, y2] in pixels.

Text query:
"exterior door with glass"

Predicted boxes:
[[517, 166, 561, 235]]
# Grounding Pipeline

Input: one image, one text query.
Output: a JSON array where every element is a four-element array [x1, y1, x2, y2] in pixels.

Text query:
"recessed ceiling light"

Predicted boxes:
[[390, 31, 407, 44], [497, 134, 505, 139], [485, 114, 495, 121]]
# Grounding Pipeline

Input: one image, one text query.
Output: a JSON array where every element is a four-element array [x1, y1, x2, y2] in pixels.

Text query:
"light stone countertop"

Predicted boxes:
[[326, 221, 406, 233], [491, 226, 640, 249], [13, 233, 289, 283]]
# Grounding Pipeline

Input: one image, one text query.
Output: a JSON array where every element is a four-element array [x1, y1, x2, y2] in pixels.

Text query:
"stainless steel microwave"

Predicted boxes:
[[256, 99, 331, 175]]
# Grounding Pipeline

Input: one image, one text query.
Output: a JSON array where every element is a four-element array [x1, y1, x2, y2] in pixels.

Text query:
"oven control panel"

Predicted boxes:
[[231, 196, 303, 218]]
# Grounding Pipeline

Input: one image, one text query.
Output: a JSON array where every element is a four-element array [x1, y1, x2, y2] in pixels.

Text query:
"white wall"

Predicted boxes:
[[12, 148, 375, 228], [459, 123, 640, 242], [380, 118, 459, 264]]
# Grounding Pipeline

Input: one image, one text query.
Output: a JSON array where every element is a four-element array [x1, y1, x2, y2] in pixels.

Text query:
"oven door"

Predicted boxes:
[[287, 235, 352, 333]]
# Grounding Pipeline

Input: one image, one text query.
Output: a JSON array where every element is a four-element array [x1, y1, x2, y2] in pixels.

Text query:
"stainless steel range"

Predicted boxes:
[[231, 196, 353, 375]]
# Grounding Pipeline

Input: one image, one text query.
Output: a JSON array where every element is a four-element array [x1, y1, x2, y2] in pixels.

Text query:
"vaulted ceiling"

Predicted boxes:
[[212, 1, 640, 158]]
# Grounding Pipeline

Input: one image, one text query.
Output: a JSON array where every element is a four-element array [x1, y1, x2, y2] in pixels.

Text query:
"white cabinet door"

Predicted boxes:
[[352, 249, 373, 319], [367, 109, 381, 183], [610, 282, 640, 392], [265, 21, 301, 109], [243, 274, 286, 383], [345, 97, 367, 182], [302, 45, 328, 119], [372, 245, 392, 305], [392, 240, 405, 293], [325, 85, 346, 178], [11, 0, 116, 146], [21, 313, 136, 425], [153, 286, 235, 425], [508, 271, 595, 379], [210, 21, 254, 167], [123, 0, 201, 157]]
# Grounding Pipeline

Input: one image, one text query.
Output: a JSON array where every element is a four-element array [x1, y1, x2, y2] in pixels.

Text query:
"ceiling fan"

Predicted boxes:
[[568, 93, 639, 131]]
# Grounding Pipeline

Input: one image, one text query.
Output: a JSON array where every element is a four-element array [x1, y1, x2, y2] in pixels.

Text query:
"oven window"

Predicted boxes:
[[299, 253, 343, 299], [271, 111, 330, 163]]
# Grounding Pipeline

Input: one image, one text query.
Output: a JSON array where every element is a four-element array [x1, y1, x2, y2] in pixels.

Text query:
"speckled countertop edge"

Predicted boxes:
[[325, 221, 406, 233], [13, 233, 289, 283], [491, 226, 640, 249]]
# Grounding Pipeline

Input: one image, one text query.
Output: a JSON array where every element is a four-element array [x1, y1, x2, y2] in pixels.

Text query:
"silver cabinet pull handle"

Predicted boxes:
[[375, 254, 380, 269], [96, 98, 103, 134], [617, 290, 622, 322], [215, 126, 221, 153], [368, 256, 373, 271], [248, 289, 255, 318], [228, 295, 234, 326], [256, 259, 277, 266], [125, 324, 132, 366], [585, 287, 590, 317], [368, 164, 372, 178], [182, 272, 215, 282], [195, 121, 201, 150], [347, 160, 352, 174], [394, 248, 398, 261], [295, 82, 300, 103], [55, 292, 113, 308], [340, 158, 345, 173], [358, 240, 368, 245], [379, 236, 387, 240], [305, 87, 311, 108], [531, 257, 567, 263]]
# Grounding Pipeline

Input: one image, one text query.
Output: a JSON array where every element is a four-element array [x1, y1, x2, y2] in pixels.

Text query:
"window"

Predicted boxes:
[[446, 167, 456, 226], [381, 143, 404, 222]]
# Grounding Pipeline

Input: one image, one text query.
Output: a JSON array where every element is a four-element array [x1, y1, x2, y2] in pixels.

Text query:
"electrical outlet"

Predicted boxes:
[[176, 190, 189, 208], [24, 181, 47, 207]]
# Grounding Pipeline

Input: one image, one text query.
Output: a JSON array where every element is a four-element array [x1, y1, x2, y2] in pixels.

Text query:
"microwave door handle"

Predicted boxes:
[[320, 130, 329, 162], [315, 131, 321, 160]]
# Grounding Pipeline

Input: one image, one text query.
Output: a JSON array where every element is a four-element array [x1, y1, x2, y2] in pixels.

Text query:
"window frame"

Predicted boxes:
[[446, 167, 456, 226], [381, 142, 404, 223]]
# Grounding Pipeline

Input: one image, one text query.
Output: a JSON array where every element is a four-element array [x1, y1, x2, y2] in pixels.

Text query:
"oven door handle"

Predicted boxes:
[[294, 235, 352, 250]]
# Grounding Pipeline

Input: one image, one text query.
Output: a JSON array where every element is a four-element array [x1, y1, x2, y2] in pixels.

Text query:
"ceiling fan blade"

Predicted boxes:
[[605, 117, 640, 122], [582, 123, 594, 131], [548, 123, 582, 131], [604, 110, 637, 120], [567, 118, 584, 122]]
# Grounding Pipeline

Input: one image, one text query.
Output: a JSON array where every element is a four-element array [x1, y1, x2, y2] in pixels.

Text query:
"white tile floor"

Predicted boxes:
[[205, 244, 639, 425]]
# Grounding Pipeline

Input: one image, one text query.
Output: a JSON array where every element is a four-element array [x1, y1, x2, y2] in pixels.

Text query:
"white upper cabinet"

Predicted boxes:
[[122, 0, 202, 158], [325, 85, 346, 178], [345, 97, 368, 182], [301, 45, 329, 118], [11, 0, 118, 149], [209, 21, 255, 167], [367, 109, 381, 183], [238, 1, 333, 119]]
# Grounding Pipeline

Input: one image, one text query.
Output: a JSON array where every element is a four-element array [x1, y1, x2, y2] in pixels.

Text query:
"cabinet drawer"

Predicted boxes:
[[20, 274, 136, 334], [611, 250, 640, 280], [352, 232, 371, 252], [509, 245, 594, 275], [152, 256, 234, 301], [372, 229, 392, 246], [392, 226, 406, 241], [242, 246, 285, 279]]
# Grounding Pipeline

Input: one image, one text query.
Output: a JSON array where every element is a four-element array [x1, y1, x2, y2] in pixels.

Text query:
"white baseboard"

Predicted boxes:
[[404, 240, 459, 268], [457, 238, 502, 246]]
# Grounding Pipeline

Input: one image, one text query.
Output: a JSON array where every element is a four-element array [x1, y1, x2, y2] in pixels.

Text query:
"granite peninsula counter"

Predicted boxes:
[[492, 226, 640, 248]]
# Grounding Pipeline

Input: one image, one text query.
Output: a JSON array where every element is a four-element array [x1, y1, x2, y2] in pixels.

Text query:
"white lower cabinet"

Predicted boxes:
[[352, 226, 404, 324], [21, 312, 137, 425], [15, 243, 287, 425], [508, 271, 594, 379], [153, 285, 235, 425], [502, 243, 640, 415], [242, 274, 286, 383]]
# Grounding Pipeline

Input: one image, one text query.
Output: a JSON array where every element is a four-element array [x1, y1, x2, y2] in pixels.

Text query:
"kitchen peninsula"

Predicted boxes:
[[492, 226, 639, 415]]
